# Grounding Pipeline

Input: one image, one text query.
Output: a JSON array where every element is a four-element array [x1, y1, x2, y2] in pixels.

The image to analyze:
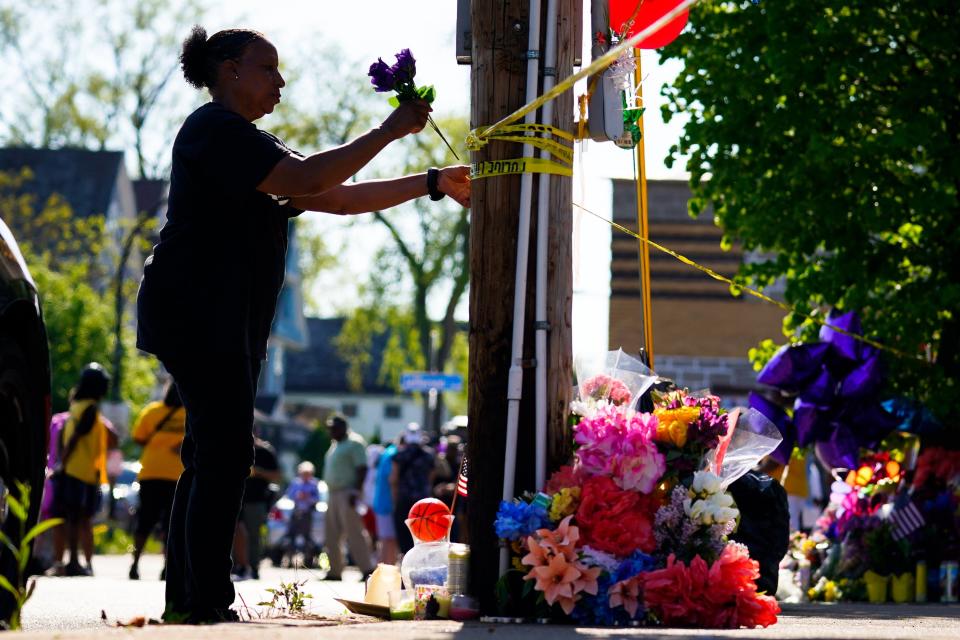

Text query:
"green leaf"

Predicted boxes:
[[521, 576, 535, 598], [387, 96, 399, 108], [0, 574, 18, 599], [416, 85, 436, 103], [6, 494, 26, 523], [0, 532, 19, 558], [22, 518, 63, 547]]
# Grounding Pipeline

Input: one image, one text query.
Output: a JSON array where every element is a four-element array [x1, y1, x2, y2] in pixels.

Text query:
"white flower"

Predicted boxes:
[[687, 499, 707, 523], [707, 491, 736, 509], [691, 470, 722, 495], [569, 399, 596, 417]]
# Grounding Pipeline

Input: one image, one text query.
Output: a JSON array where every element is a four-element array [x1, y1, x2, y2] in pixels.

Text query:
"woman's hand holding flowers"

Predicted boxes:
[[381, 99, 432, 140]]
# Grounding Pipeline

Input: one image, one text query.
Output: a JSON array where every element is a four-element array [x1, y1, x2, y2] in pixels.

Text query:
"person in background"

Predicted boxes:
[[51, 363, 116, 577], [38, 411, 71, 575], [322, 414, 374, 579], [233, 435, 281, 580], [128, 382, 185, 579], [371, 437, 399, 564], [128, 381, 186, 580], [362, 443, 384, 553], [391, 423, 437, 554], [283, 461, 321, 560]]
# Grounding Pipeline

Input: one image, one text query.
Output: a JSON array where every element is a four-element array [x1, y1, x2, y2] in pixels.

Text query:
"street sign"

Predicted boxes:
[[400, 371, 464, 392]]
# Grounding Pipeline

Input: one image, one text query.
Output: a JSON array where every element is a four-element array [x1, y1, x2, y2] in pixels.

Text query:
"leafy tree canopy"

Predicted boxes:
[[1, 170, 155, 411], [662, 1, 959, 416]]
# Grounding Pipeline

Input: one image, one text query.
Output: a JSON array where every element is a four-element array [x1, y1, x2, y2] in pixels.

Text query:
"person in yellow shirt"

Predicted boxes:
[[128, 382, 186, 580], [52, 363, 115, 577]]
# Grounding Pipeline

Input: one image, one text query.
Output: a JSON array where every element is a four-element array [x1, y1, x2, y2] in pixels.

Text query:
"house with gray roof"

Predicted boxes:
[[282, 317, 422, 443], [0, 147, 136, 224]]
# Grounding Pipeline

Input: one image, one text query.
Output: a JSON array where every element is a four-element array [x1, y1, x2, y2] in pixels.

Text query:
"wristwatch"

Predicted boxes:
[[427, 168, 445, 201]]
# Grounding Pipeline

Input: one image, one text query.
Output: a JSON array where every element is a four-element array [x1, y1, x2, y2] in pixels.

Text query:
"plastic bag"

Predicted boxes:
[[710, 407, 783, 489], [574, 349, 657, 409]]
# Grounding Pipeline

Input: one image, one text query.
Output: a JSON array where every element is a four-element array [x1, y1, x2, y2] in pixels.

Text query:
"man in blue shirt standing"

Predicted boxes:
[[372, 439, 399, 564]]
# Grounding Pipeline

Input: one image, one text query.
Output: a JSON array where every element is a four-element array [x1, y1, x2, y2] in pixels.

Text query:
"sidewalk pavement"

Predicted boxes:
[[6, 602, 960, 640]]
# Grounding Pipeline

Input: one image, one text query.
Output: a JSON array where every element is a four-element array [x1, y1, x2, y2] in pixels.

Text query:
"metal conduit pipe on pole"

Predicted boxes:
[[534, 0, 558, 493], [499, 0, 543, 578]]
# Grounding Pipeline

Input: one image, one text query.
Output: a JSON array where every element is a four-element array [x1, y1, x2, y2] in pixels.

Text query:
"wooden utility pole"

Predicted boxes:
[[467, 0, 575, 612]]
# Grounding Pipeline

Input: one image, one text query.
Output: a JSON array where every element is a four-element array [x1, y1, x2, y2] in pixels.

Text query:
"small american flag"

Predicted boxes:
[[456, 457, 468, 497], [890, 498, 925, 541]]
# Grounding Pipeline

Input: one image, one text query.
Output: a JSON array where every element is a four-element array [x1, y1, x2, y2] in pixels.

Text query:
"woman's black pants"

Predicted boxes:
[[161, 353, 261, 618]]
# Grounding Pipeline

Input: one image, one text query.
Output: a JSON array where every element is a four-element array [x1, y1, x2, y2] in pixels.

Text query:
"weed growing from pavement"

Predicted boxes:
[[0, 481, 62, 630], [258, 579, 313, 615]]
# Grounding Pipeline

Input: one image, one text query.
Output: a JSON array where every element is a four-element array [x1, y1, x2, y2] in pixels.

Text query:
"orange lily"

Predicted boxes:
[[526, 552, 581, 609], [574, 563, 601, 596], [520, 535, 550, 568], [608, 576, 643, 618], [537, 515, 579, 560]]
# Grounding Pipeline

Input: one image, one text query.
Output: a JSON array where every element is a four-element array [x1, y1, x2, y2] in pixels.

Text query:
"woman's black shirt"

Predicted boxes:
[[136, 102, 302, 361]]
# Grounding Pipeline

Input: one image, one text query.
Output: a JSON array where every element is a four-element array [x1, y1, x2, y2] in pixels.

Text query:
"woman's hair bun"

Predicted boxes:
[[180, 25, 210, 89]]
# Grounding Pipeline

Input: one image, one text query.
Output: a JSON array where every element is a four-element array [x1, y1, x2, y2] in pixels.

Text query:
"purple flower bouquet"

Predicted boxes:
[[368, 49, 459, 159]]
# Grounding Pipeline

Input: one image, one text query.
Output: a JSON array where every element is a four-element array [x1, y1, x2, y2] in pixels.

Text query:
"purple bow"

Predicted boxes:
[[750, 311, 897, 469]]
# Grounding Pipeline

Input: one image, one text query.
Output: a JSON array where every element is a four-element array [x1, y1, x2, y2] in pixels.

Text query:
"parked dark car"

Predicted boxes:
[[0, 217, 52, 621]]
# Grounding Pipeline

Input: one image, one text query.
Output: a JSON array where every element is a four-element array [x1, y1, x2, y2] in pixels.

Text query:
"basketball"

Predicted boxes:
[[406, 498, 453, 542]]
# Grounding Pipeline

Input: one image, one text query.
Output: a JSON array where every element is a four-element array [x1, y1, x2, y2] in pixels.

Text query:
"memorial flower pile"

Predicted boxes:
[[792, 437, 960, 603], [494, 353, 782, 627]]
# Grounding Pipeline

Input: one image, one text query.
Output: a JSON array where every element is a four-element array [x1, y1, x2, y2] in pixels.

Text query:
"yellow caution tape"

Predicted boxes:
[[466, 123, 574, 152], [572, 201, 924, 362], [468, 122, 574, 178], [480, 134, 573, 164], [471, 157, 573, 179]]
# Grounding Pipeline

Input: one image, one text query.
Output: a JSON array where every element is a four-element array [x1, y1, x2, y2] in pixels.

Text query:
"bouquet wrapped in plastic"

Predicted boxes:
[[494, 350, 782, 627]]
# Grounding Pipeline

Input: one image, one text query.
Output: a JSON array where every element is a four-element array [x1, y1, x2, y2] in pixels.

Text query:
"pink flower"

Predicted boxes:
[[581, 374, 632, 405], [608, 575, 643, 617], [613, 439, 666, 493], [573, 405, 665, 493]]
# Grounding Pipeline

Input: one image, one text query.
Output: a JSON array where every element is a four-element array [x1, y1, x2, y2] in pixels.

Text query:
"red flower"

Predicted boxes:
[[545, 464, 585, 494], [641, 545, 780, 629], [641, 555, 700, 625], [575, 476, 656, 555], [734, 591, 780, 628]]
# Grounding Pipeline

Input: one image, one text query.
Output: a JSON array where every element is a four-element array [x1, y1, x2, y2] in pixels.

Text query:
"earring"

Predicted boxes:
[[234, 74, 239, 80]]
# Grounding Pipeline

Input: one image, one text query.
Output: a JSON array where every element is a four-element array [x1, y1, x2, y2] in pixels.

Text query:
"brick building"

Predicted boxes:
[[609, 179, 785, 404]]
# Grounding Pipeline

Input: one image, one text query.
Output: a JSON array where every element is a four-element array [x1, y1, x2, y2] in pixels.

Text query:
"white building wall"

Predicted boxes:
[[283, 392, 421, 443], [571, 175, 612, 360]]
